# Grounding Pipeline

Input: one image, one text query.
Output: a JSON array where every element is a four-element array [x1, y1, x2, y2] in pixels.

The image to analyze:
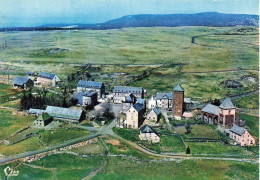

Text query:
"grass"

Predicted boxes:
[[0, 108, 36, 141], [39, 128, 89, 146], [0, 137, 43, 156], [234, 93, 259, 109], [113, 127, 139, 142], [160, 135, 186, 153], [185, 142, 251, 156], [239, 114, 259, 138], [92, 157, 259, 180], [0, 99, 21, 109], [8, 128, 40, 144]]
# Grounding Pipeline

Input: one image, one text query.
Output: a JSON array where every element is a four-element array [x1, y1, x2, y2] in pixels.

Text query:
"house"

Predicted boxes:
[[172, 84, 185, 117], [28, 108, 46, 115], [124, 103, 144, 129], [113, 86, 144, 104], [13, 76, 34, 90], [76, 90, 98, 107], [148, 95, 157, 109], [77, 80, 105, 99], [146, 107, 161, 123], [33, 112, 53, 127], [201, 98, 237, 128], [229, 125, 255, 146], [139, 125, 160, 143], [36, 72, 60, 87], [156, 93, 173, 110], [46, 106, 84, 123]]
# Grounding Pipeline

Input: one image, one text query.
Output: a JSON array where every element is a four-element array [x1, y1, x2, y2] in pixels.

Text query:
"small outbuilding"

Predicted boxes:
[[33, 112, 53, 127], [13, 76, 34, 90]]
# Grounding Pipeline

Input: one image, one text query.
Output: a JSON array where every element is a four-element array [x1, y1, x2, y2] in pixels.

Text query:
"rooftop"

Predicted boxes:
[[13, 76, 30, 86], [149, 107, 161, 115], [201, 104, 220, 116], [77, 80, 103, 89], [156, 93, 173, 100], [173, 83, 184, 92], [38, 72, 57, 80], [140, 124, 159, 135], [46, 106, 83, 121], [133, 103, 143, 112], [230, 125, 246, 136], [220, 97, 235, 109], [113, 86, 143, 93]]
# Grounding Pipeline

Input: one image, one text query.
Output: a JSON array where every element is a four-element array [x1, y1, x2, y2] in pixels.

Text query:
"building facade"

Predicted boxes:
[[146, 107, 161, 123], [33, 112, 53, 127], [124, 103, 144, 129], [139, 125, 160, 143], [172, 84, 184, 117], [36, 72, 60, 87], [201, 98, 236, 128], [77, 80, 105, 99], [156, 93, 173, 110], [113, 86, 144, 104], [229, 125, 255, 146], [148, 95, 157, 109], [13, 76, 34, 90]]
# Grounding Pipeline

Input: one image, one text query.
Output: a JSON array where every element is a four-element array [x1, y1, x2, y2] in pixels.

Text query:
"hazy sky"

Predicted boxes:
[[0, 0, 258, 27]]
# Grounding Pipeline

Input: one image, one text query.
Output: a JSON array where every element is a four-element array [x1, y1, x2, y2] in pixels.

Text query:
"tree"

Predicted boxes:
[[185, 121, 192, 134], [186, 146, 190, 154]]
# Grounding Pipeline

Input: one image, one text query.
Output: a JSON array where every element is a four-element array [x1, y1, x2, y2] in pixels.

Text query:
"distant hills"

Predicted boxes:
[[0, 12, 258, 31]]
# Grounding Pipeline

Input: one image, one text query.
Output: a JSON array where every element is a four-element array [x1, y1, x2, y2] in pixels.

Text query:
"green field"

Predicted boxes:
[[240, 114, 259, 138], [234, 93, 259, 109], [160, 135, 186, 153]]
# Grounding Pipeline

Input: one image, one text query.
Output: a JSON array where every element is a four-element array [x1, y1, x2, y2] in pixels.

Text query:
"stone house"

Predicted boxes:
[[77, 80, 105, 99], [33, 112, 53, 127], [148, 95, 157, 109], [124, 103, 144, 129], [76, 90, 98, 108], [201, 98, 236, 128], [113, 86, 144, 104], [146, 107, 161, 123], [156, 93, 173, 110], [13, 76, 34, 90], [36, 72, 60, 87], [139, 125, 160, 143], [229, 125, 255, 146]]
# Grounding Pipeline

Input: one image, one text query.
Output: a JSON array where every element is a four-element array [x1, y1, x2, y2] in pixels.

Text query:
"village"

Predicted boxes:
[[9, 69, 256, 151]]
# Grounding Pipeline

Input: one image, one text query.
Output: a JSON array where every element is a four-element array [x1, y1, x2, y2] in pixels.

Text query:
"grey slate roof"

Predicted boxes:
[[201, 104, 220, 116], [136, 98, 145, 105], [38, 72, 57, 80], [156, 93, 173, 100], [13, 76, 30, 86], [173, 84, 184, 92], [113, 86, 143, 93], [148, 107, 161, 116], [230, 125, 246, 136], [125, 94, 135, 103], [28, 108, 46, 115], [184, 98, 192, 104], [140, 125, 159, 135], [220, 98, 235, 109], [77, 80, 103, 89], [27, 71, 35, 76], [46, 106, 83, 121], [133, 103, 143, 112]]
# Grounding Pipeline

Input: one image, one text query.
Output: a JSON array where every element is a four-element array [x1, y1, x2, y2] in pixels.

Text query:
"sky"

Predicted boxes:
[[0, 0, 259, 27]]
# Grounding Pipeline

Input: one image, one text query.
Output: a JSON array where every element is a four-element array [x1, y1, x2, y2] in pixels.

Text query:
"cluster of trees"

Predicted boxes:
[[211, 98, 221, 106], [20, 92, 77, 110]]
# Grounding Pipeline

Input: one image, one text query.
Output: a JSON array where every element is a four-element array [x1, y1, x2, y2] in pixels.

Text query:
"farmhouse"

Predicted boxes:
[[113, 86, 144, 104], [76, 90, 98, 107], [33, 112, 53, 127], [124, 103, 144, 129], [156, 93, 173, 110], [139, 124, 160, 143], [77, 80, 105, 99], [146, 107, 161, 123], [36, 72, 60, 87], [201, 97, 236, 128], [148, 95, 157, 109], [229, 125, 255, 146], [13, 76, 34, 90], [46, 106, 84, 123]]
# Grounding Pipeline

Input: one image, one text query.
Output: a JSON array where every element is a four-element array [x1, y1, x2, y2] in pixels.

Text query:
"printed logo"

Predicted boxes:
[[4, 166, 19, 177]]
